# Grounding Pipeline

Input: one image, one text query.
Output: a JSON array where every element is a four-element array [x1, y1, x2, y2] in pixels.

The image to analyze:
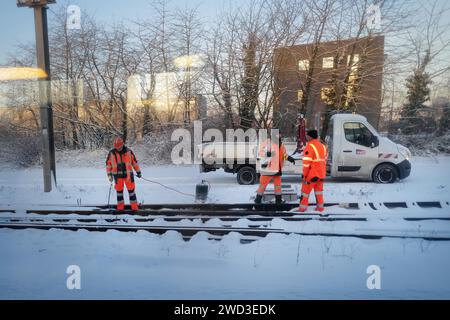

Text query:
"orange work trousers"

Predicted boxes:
[[299, 180, 324, 212], [257, 175, 282, 196], [115, 177, 138, 211]]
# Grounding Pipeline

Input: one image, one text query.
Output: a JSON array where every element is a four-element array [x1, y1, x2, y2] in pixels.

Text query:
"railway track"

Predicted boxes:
[[0, 200, 444, 217], [1, 219, 450, 242], [24, 200, 448, 211], [3, 210, 450, 222], [0, 201, 449, 242]]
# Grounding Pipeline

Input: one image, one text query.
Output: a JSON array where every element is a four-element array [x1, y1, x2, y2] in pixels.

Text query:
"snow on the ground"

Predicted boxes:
[[1, 229, 450, 299], [0, 156, 449, 207], [0, 155, 450, 299]]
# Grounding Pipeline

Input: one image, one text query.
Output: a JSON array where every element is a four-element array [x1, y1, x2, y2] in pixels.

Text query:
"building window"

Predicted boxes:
[[347, 54, 360, 68], [322, 57, 334, 69], [298, 59, 309, 71], [320, 87, 334, 105], [346, 54, 360, 102]]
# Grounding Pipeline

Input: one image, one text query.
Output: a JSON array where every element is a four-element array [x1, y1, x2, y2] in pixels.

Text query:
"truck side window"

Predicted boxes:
[[343, 122, 374, 148]]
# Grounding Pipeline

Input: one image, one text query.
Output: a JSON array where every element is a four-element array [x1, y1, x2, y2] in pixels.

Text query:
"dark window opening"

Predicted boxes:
[[343, 122, 374, 148]]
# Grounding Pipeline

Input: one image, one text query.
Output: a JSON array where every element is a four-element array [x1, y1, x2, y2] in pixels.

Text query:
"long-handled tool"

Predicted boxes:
[[107, 182, 113, 211]]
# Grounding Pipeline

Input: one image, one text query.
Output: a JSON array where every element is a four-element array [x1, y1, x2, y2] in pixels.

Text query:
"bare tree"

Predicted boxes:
[[206, 0, 307, 130], [205, 19, 237, 129], [50, 5, 92, 149], [400, 0, 450, 134], [172, 5, 205, 126]]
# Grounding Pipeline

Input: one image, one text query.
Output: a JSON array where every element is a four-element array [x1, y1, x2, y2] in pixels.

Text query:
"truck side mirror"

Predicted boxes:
[[371, 136, 379, 148]]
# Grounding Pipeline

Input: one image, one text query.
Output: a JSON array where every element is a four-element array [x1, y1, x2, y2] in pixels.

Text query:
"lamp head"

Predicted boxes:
[[17, 0, 56, 8]]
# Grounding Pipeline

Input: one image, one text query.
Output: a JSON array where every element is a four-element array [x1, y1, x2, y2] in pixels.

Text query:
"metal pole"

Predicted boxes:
[[34, 5, 56, 192]]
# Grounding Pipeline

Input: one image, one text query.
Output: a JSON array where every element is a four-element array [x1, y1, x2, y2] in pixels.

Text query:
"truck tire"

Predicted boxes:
[[237, 166, 258, 185], [373, 163, 398, 184]]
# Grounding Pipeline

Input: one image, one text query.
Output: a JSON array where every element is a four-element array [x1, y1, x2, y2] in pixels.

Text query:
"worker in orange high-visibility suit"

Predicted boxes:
[[255, 132, 296, 206], [297, 130, 328, 213], [106, 137, 142, 211]]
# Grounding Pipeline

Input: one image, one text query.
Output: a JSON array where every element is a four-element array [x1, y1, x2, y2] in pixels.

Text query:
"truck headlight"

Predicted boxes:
[[398, 146, 411, 161]]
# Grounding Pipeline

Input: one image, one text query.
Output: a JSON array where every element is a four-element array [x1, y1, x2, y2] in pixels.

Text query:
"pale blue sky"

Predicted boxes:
[[1, 0, 449, 72], [0, 0, 236, 63], [0, 0, 449, 106]]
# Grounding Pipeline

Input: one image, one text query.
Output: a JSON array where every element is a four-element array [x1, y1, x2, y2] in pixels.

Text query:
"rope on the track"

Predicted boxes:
[[139, 176, 196, 198]]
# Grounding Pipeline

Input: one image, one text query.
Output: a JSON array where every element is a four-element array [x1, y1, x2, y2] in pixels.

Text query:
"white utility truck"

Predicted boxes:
[[199, 114, 412, 185]]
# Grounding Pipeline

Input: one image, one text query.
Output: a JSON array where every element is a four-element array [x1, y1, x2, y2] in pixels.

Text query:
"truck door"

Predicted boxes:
[[338, 122, 379, 177], [324, 118, 334, 175]]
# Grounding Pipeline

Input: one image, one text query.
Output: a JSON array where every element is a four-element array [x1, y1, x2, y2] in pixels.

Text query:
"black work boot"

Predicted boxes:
[[254, 194, 263, 205], [275, 195, 283, 205]]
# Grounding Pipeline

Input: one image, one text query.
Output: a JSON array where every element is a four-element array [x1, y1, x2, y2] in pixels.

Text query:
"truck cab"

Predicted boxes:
[[325, 114, 412, 183]]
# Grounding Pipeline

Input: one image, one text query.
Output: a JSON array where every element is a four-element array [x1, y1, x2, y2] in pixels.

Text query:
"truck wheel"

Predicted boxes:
[[237, 166, 258, 185], [373, 163, 398, 184]]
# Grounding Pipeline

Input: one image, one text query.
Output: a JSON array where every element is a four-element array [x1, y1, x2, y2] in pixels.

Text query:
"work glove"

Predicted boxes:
[[266, 151, 272, 157], [108, 175, 113, 183], [136, 171, 142, 178], [287, 156, 296, 164]]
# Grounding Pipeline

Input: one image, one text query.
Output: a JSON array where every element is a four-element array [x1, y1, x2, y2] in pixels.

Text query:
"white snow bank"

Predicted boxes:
[[0, 228, 449, 299]]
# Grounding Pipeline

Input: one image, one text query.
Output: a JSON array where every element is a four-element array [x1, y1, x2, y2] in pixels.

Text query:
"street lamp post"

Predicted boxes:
[[17, 0, 57, 192]]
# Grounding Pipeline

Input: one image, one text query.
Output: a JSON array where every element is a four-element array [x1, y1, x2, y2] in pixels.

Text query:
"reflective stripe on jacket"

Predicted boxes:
[[302, 139, 327, 181], [106, 147, 141, 181]]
